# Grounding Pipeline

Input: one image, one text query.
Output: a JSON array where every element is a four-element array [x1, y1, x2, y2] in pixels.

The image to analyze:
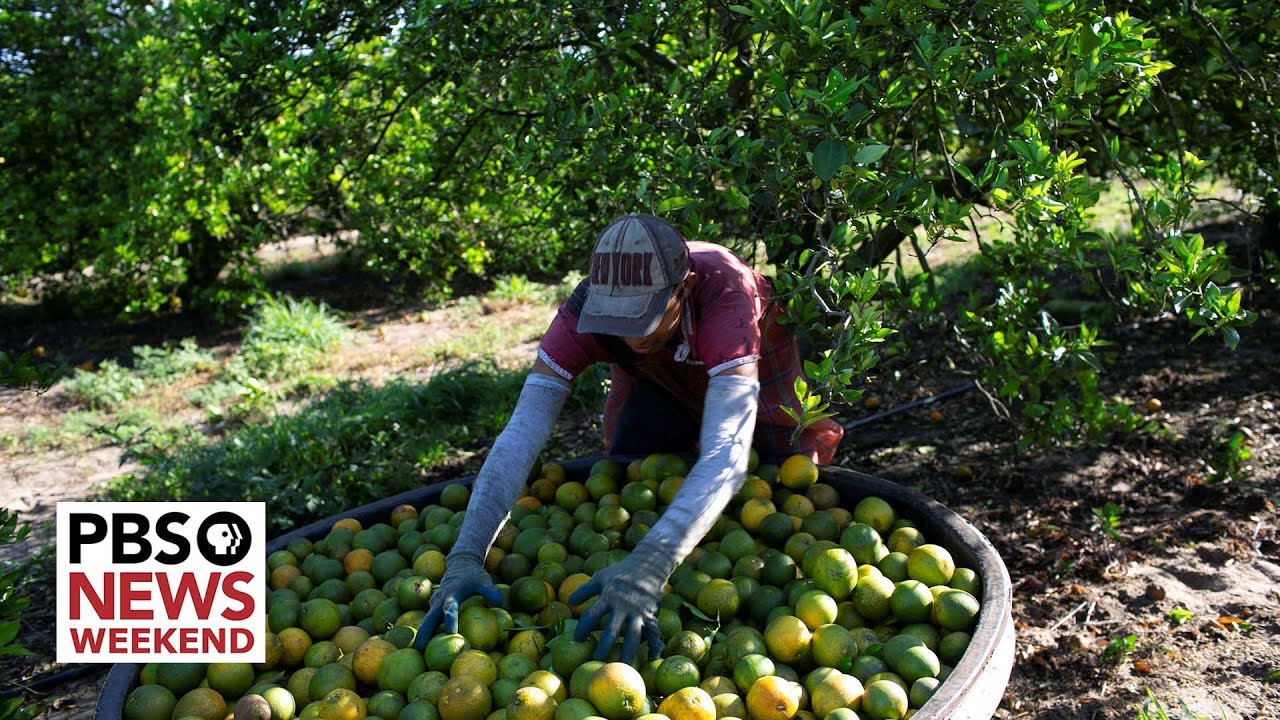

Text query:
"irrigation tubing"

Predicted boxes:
[[839, 380, 978, 432], [1, 663, 107, 699]]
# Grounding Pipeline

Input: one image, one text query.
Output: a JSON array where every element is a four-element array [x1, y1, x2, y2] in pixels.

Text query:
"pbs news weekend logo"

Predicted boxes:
[[56, 502, 265, 663]]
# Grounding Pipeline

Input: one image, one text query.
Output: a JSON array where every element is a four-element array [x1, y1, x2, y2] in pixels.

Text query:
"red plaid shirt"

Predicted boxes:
[[538, 242, 842, 463]]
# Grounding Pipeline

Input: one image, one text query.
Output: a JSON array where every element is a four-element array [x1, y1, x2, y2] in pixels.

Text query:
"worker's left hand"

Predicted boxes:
[[568, 542, 668, 663]]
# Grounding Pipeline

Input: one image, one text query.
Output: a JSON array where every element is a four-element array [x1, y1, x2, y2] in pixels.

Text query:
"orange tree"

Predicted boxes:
[[2, 0, 1273, 441]]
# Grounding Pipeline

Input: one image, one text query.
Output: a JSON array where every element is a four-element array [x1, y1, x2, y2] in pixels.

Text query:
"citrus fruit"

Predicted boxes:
[[310, 663, 358, 701], [508, 630, 547, 662], [304, 641, 344, 669], [851, 574, 895, 623], [948, 567, 980, 597], [888, 580, 933, 624], [794, 591, 838, 630], [700, 676, 738, 697], [452, 649, 499, 685], [155, 662, 206, 696], [739, 499, 776, 533], [697, 578, 740, 619], [809, 624, 857, 671], [909, 677, 940, 709], [350, 636, 396, 685], [938, 631, 971, 665], [300, 598, 342, 640], [123, 684, 176, 720], [810, 674, 865, 717], [906, 545, 955, 587], [809, 545, 860, 602], [711, 693, 746, 720], [895, 645, 940, 684], [839, 524, 888, 566], [441, 484, 470, 511], [744, 676, 802, 720], [884, 527, 924, 556], [569, 660, 606, 700], [287, 667, 319, 706], [655, 655, 702, 696], [316, 687, 367, 720], [172, 688, 227, 720], [508, 686, 558, 720], [379, 647, 427, 693], [367, 690, 407, 720], [556, 698, 597, 720], [762, 615, 811, 666], [459, 605, 505, 650], [731, 654, 775, 694], [425, 633, 472, 672], [778, 456, 819, 491], [439, 675, 493, 720], [664, 630, 709, 664], [264, 686, 298, 720], [587, 663, 647, 720], [851, 497, 895, 534], [408, 671, 450, 704], [861, 680, 908, 720], [656, 687, 716, 720], [522, 670, 568, 704], [931, 589, 980, 631]]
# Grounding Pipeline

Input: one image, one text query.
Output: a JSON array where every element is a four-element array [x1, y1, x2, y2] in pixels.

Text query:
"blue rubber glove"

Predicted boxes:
[[413, 558, 503, 650], [571, 373, 760, 664], [568, 542, 669, 663], [412, 372, 570, 651]]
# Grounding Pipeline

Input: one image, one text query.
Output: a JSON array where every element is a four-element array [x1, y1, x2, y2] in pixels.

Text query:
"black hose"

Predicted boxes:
[[0, 663, 107, 699], [840, 380, 978, 432]]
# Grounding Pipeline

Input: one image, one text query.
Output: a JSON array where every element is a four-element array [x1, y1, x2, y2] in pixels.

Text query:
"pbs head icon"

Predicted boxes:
[[197, 512, 252, 566]]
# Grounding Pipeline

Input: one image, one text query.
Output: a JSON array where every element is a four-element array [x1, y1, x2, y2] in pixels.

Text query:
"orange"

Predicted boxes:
[[344, 549, 375, 575], [745, 676, 802, 720], [332, 518, 362, 534], [778, 455, 819, 491], [656, 687, 716, 720], [587, 663, 647, 720]]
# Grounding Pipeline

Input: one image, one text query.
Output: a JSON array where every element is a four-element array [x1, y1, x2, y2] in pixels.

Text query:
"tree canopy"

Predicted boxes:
[[2, 0, 1275, 444]]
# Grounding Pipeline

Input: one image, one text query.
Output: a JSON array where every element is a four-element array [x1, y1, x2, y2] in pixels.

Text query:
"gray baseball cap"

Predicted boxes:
[[577, 214, 690, 337]]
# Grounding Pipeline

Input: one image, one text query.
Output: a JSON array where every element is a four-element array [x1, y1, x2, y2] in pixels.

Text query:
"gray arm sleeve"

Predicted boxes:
[[448, 373, 571, 565], [636, 373, 760, 575]]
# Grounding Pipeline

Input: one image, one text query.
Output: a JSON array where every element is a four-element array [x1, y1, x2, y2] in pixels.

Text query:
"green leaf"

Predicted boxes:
[[0, 621, 18, 646], [1223, 326, 1240, 350], [852, 144, 889, 164], [811, 138, 847, 181]]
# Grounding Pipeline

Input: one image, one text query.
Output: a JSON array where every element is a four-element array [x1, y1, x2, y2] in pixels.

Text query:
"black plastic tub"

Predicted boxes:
[[95, 459, 1013, 720]]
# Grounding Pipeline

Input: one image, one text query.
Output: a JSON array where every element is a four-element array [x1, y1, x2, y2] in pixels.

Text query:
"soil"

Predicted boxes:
[[2, 229, 1278, 719]]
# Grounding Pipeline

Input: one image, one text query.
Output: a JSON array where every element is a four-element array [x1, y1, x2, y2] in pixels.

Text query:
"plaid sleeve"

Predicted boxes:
[[695, 290, 764, 375]]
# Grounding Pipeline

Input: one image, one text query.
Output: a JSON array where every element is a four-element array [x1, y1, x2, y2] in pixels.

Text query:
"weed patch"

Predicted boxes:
[[106, 361, 532, 533]]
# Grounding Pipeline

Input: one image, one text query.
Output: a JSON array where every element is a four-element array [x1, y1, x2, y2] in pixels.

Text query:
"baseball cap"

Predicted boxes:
[[577, 214, 690, 337]]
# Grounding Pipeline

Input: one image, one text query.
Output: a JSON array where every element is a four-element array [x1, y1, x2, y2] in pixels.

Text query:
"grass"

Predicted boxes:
[[239, 295, 352, 380], [1135, 689, 1225, 720], [8, 281, 596, 534]]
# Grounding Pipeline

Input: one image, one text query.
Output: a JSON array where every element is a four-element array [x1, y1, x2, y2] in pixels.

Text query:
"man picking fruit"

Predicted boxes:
[[416, 214, 842, 662]]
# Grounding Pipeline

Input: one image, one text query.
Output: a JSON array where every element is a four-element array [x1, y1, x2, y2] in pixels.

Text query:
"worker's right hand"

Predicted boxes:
[[413, 557, 502, 651]]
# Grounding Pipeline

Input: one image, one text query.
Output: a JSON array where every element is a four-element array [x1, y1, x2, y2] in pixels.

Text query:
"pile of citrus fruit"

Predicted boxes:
[[124, 453, 983, 720]]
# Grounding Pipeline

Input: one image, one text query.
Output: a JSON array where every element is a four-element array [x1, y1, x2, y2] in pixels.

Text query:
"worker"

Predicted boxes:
[[415, 214, 843, 662]]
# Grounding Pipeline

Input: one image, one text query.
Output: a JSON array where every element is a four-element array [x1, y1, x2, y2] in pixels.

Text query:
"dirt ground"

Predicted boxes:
[[2, 233, 1278, 719]]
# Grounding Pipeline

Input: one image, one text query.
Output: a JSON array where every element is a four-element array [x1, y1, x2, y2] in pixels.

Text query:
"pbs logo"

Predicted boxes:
[[197, 512, 252, 566]]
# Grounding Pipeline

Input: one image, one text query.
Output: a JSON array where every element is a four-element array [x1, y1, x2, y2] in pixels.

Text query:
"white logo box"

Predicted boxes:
[[56, 502, 266, 663]]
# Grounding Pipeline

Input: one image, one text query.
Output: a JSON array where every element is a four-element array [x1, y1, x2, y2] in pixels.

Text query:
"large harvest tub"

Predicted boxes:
[[96, 460, 1014, 720]]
